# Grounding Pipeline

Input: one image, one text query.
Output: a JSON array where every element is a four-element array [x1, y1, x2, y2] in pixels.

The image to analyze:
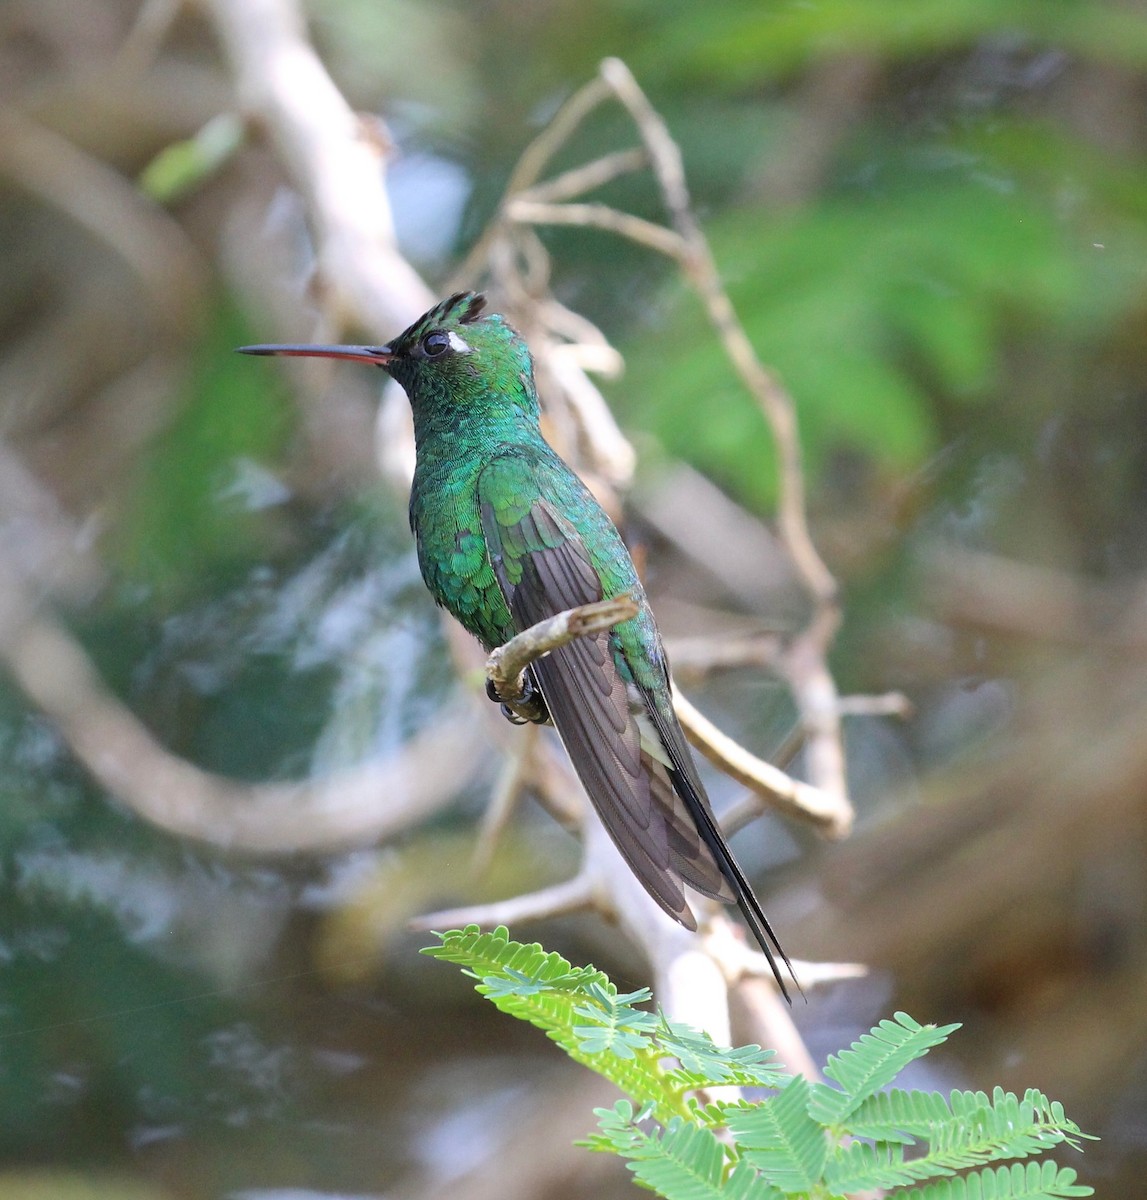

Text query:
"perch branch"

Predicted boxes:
[[486, 593, 640, 719]]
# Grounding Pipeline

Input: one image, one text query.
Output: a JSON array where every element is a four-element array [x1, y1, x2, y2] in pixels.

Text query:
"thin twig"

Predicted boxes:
[[409, 874, 596, 932], [674, 689, 852, 838], [470, 733, 537, 876], [508, 199, 686, 258], [517, 148, 648, 205], [450, 76, 615, 288]]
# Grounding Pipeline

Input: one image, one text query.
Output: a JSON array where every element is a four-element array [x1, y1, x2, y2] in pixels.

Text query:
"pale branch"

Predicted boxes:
[[838, 691, 915, 719], [665, 632, 786, 681], [115, 0, 182, 72], [674, 689, 852, 838], [0, 107, 207, 338], [507, 198, 687, 258], [205, 0, 433, 339], [0, 569, 484, 854], [408, 874, 596, 933], [924, 544, 1147, 647], [486, 593, 640, 721], [469, 732, 537, 876], [516, 147, 649, 205]]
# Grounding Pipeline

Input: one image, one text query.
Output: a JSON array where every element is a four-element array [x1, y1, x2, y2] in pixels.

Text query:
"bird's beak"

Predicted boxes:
[[237, 343, 395, 366]]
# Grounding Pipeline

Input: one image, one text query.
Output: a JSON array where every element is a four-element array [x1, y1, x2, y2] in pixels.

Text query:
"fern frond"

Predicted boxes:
[[658, 1018, 790, 1090], [848, 1087, 953, 1141], [425, 931, 1094, 1198], [572, 982, 659, 1058], [589, 1101, 780, 1200], [424, 926, 677, 1117], [810, 1011, 960, 1123], [893, 1158, 1093, 1198], [843, 1084, 1096, 1178], [726, 1075, 828, 1192], [423, 925, 605, 992], [825, 1139, 951, 1192]]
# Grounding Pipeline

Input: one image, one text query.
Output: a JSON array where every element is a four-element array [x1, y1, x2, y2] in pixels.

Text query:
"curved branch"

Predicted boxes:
[[486, 593, 640, 720], [674, 689, 852, 838]]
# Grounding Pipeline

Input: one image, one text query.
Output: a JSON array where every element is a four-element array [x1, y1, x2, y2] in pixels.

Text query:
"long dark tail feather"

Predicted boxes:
[[645, 691, 803, 1004], [682, 778, 803, 1004]]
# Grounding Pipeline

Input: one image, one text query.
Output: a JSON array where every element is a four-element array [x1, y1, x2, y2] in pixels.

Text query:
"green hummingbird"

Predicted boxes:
[[240, 292, 797, 999]]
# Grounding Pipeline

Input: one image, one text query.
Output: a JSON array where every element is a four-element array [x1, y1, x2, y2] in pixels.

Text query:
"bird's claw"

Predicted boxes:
[[486, 671, 550, 725]]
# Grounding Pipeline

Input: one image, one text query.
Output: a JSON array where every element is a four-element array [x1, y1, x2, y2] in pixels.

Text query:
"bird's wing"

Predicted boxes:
[[476, 455, 735, 929]]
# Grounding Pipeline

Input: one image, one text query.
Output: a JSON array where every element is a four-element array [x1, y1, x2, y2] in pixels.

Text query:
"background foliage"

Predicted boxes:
[[1, 0, 1146, 1197]]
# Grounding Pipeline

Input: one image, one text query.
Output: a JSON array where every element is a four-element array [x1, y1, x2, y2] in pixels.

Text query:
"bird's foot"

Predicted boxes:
[[485, 671, 550, 725]]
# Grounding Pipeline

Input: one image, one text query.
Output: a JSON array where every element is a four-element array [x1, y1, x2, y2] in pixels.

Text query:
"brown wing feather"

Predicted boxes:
[[477, 490, 746, 929]]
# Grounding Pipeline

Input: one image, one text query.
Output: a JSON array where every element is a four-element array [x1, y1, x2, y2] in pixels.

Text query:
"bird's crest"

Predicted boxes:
[[396, 291, 487, 348]]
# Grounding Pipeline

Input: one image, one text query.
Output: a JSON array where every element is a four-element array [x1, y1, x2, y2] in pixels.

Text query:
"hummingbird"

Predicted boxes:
[[239, 292, 797, 999]]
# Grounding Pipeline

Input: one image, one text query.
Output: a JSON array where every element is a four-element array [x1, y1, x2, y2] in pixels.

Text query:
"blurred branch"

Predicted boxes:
[[675, 689, 851, 837], [0, 107, 208, 337], [0, 559, 484, 853], [924, 545, 1147, 649], [204, 0, 432, 337]]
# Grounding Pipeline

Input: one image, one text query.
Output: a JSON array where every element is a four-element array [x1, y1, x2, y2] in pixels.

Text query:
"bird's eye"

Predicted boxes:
[[422, 331, 450, 357]]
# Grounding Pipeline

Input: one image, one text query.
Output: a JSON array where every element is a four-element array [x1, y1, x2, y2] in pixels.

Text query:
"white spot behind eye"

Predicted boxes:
[[446, 331, 473, 354]]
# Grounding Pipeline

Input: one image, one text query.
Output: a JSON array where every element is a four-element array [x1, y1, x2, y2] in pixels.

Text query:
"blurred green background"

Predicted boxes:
[[1, 0, 1146, 1196]]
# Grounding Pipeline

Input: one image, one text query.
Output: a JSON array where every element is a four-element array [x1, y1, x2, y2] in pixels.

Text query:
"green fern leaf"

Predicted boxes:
[[424, 927, 675, 1115], [848, 1087, 954, 1141], [657, 1019, 789, 1089], [810, 1012, 960, 1123], [836, 1083, 1093, 1189], [892, 1158, 1093, 1198], [825, 1139, 956, 1192], [727, 1075, 828, 1192], [423, 925, 605, 991], [592, 1102, 779, 1200]]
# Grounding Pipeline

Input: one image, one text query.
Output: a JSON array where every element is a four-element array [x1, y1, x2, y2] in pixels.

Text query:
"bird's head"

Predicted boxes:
[[238, 293, 536, 420]]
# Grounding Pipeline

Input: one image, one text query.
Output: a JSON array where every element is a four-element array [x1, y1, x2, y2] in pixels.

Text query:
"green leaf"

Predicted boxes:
[[138, 114, 245, 204], [727, 1075, 827, 1193], [658, 1019, 789, 1090], [592, 1103, 778, 1200], [846, 1087, 954, 1142], [424, 926, 679, 1118], [893, 1158, 1093, 1198], [810, 1012, 960, 1123], [425, 931, 1093, 1197]]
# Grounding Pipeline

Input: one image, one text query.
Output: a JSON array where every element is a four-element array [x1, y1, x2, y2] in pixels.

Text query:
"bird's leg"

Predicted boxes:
[[485, 668, 551, 726]]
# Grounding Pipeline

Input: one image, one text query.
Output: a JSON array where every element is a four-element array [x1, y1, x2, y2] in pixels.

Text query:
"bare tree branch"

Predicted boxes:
[[674, 689, 852, 837], [0, 557, 485, 853], [205, 0, 433, 336], [486, 593, 640, 721]]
